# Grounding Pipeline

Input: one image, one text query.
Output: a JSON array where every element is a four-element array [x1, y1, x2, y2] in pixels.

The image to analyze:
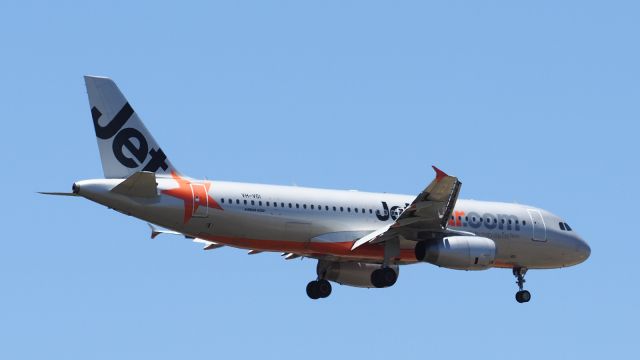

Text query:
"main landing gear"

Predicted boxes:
[[513, 267, 531, 303], [307, 261, 333, 300], [371, 267, 398, 288], [370, 236, 400, 288], [306, 279, 332, 300]]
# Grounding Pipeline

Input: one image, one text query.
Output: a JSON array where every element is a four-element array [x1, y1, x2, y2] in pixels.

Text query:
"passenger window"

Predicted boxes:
[[369, 209, 373, 214], [296, 204, 300, 209], [273, 202, 277, 208], [523, 221, 526, 226], [340, 207, 344, 212], [303, 204, 307, 209], [236, 199, 240, 204], [362, 208, 365, 213], [333, 206, 337, 211], [564, 223, 572, 231], [281, 202, 285, 207], [559, 222, 566, 231], [221, 198, 225, 203], [259, 201, 262, 206], [244, 200, 247, 205], [355, 208, 358, 213], [288, 203, 292, 208], [324, 206, 328, 211], [508, 220, 512, 225], [251, 200, 255, 205]]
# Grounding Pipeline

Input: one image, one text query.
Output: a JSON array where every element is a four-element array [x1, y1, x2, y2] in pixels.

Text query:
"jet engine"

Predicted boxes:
[[322, 261, 400, 288], [414, 236, 496, 270]]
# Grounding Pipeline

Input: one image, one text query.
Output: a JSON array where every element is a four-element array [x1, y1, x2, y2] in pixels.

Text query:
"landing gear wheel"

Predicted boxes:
[[306, 281, 320, 300], [316, 279, 332, 298], [306, 279, 332, 299], [515, 290, 531, 303], [371, 267, 398, 288], [371, 269, 385, 288], [382, 267, 397, 287]]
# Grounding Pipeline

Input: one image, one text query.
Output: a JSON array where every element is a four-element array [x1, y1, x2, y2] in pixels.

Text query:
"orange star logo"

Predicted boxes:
[[161, 171, 222, 223]]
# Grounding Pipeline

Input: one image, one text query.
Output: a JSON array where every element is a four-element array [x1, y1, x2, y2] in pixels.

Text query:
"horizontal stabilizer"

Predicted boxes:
[[38, 192, 79, 197], [112, 171, 158, 198]]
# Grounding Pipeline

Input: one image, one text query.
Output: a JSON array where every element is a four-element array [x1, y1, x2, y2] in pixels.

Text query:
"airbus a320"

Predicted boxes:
[[42, 76, 591, 303]]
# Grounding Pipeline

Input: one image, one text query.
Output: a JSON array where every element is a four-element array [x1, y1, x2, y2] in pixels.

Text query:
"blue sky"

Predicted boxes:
[[1, 1, 638, 359]]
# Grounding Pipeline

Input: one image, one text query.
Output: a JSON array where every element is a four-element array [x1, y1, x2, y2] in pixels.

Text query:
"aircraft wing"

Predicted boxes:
[[351, 166, 461, 250]]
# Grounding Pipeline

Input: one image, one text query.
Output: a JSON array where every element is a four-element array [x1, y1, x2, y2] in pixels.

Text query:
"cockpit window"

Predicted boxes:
[[559, 222, 566, 231], [564, 223, 572, 231]]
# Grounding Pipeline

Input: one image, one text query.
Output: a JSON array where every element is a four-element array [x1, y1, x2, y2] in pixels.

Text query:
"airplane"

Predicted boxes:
[[42, 76, 591, 303]]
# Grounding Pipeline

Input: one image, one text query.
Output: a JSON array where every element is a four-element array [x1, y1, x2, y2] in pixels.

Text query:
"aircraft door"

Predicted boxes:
[[527, 209, 547, 242], [190, 183, 209, 218]]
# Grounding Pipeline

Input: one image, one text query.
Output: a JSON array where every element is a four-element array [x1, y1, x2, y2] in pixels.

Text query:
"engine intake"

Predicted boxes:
[[415, 236, 496, 270]]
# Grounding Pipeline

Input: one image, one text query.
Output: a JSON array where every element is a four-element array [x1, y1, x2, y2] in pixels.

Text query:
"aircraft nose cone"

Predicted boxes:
[[576, 238, 591, 263]]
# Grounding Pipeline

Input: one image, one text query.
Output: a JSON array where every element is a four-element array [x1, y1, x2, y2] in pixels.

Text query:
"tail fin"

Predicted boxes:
[[84, 75, 178, 179]]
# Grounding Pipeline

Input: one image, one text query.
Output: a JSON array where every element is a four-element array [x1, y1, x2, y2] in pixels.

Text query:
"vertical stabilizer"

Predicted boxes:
[[84, 75, 178, 178]]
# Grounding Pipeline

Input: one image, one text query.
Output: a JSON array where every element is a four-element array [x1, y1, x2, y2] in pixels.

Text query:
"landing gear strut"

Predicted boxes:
[[513, 267, 531, 303]]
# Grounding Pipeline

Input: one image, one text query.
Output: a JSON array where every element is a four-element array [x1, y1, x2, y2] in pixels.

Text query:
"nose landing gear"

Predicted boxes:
[[513, 267, 531, 303]]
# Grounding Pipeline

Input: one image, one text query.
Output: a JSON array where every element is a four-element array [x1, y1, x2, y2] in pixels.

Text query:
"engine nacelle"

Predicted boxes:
[[321, 261, 400, 288], [414, 236, 496, 270]]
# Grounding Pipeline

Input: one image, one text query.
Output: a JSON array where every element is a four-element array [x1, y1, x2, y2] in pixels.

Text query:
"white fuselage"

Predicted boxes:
[[75, 176, 590, 270]]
